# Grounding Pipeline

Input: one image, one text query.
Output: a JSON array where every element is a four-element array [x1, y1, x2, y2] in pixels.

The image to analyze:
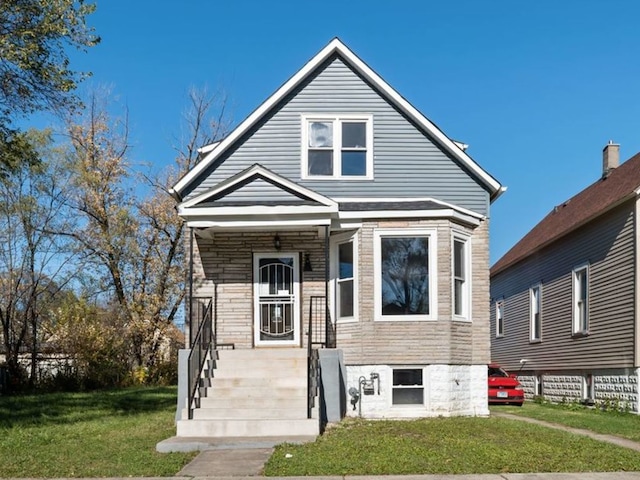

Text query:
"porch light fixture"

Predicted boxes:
[[274, 234, 281, 250], [304, 253, 313, 272]]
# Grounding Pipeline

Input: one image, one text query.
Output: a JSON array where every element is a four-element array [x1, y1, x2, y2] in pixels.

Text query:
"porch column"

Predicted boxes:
[[324, 224, 332, 347], [188, 227, 194, 347]]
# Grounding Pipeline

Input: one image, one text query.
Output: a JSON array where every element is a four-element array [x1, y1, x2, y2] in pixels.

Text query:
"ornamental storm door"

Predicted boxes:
[[253, 253, 300, 346]]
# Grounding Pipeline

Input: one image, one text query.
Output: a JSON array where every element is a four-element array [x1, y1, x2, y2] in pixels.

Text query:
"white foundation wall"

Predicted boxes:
[[345, 364, 489, 419], [518, 368, 640, 413]]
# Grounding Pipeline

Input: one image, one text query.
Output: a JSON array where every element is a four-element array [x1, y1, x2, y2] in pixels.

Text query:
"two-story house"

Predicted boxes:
[[171, 38, 503, 439], [491, 142, 640, 411]]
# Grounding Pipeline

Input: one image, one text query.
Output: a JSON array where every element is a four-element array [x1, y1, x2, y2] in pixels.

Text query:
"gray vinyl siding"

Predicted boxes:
[[183, 56, 490, 215], [490, 202, 636, 372]]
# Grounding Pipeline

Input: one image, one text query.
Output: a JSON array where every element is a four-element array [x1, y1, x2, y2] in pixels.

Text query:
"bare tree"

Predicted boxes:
[[0, 129, 77, 387]]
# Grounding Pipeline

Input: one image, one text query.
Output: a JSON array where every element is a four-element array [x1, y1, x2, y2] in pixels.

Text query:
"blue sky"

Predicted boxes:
[[63, 0, 640, 264]]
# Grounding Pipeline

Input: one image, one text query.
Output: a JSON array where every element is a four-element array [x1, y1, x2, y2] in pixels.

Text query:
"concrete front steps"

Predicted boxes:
[[176, 348, 319, 438]]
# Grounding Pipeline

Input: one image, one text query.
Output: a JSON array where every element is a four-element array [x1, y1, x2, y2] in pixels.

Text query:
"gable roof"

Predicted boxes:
[[491, 151, 640, 276], [180, 163, 337, 210], [170, 38, 504, 202]]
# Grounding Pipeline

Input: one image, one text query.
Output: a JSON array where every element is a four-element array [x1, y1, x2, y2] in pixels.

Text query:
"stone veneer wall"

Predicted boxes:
[[345, 364, 489, 418], [518, 369, 639, 412]]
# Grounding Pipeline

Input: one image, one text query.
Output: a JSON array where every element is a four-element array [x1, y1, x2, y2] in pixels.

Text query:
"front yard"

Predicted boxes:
[[3, 389, 640, 477], [265, 409, 640, 476], [0, 387, 195, 477]]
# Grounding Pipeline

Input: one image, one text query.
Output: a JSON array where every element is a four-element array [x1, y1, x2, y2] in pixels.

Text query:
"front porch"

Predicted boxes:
[[175, 225, 342, 438]]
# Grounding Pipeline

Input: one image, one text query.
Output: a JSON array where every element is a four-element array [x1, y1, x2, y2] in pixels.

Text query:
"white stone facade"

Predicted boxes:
[[518, 368, 640, 412], [345, 364, 489, 419]]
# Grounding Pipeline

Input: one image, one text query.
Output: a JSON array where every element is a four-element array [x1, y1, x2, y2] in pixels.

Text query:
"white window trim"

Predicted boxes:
[[530, 283, 542, 342], [391, 366, 425, 407], [301, 114, 374, 180], [373, 228, 438, 321], [496, 300, 504, 338], [452, 232, 471, 321], [572, 263, 590, 335], [330, 231, 359, 324]]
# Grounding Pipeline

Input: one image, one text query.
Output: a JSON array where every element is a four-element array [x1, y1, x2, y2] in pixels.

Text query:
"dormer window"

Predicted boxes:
[[302, 115, 373, 179]]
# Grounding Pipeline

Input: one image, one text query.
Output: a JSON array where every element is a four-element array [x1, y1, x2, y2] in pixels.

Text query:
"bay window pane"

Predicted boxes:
[[338, 280, 354, 318], [338, 242, 353, 279], [381, 237, 429, 315]]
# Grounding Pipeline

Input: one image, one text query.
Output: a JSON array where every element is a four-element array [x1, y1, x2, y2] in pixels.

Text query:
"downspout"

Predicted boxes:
[[188, 227, 194, 348]]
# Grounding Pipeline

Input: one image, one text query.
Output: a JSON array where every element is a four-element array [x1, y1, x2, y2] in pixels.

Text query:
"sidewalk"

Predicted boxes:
[[167, 412, 640, 479]]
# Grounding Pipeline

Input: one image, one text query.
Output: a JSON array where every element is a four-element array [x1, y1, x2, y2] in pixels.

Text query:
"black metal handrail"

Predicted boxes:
[[307, 295, 335, 418], [187, 297, 213, 420]]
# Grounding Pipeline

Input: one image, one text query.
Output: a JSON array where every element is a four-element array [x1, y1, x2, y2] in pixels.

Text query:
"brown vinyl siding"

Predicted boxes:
[[491, 202, 635, 372]]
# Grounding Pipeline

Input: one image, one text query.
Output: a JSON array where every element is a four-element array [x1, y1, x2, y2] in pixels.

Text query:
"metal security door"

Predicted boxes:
[[254, 253, 300, 346]]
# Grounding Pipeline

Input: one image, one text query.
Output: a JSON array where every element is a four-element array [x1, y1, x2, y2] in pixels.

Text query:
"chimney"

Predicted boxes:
[[602, 140, 620, 177]]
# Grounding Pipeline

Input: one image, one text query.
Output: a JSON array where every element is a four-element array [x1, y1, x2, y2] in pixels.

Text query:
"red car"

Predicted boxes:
[[488, 363, 524, 406]]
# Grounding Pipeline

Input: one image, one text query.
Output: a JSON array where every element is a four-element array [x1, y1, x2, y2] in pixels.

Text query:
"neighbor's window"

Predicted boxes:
[[374, 229, 437, 321], [573, 264, 589, 334], [535, 375, 543, 397], [583, 374, 594, 400], [530, 284, 541, 341], [452, 234, 470, 318], [496, 300, 504, 337], [302, 115, 373, 179], [392, 368, 424, 405]]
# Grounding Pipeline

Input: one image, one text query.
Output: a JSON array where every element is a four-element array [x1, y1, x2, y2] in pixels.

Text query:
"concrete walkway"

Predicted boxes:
[[162, 412, 640, 479]]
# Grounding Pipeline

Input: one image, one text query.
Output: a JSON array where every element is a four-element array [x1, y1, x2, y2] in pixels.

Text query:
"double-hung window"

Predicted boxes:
[[452, 234, 470, 319], [496, 300, 504, 337], [392, 368, 424, 405], [331, 232, 358, 322], [573, 264, 589, 334], [374, 228, 437, 321], [302, 115, 373, 179], [530, 284, 541, 341]]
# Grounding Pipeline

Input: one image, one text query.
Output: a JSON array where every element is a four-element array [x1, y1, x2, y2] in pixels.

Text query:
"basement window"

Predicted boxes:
[[392, 368, 424, 405]]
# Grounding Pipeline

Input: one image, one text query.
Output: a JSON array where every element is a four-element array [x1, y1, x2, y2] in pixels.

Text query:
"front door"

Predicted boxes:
[[253, 253, 300, 346]]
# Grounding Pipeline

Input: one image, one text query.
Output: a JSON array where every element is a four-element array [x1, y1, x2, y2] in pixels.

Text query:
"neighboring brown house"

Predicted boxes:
[[491, 142, 640, 410], [171, 38, 503, 439]]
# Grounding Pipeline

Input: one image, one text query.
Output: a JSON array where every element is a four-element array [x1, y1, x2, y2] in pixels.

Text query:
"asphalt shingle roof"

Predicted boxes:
[[491, 151, 640, 276]]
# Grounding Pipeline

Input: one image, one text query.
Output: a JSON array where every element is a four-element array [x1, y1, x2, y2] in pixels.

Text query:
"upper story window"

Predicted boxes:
[[573, 264, 589, 335], [530, 284, 542, 342], [496, 300, 504, 337], [301, 115, 373, 179]]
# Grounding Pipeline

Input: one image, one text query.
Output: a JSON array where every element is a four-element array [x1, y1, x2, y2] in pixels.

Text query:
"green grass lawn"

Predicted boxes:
[[0, 386, 195, 477], [265, 416, 640, 476], [496, 402, 640, 442]]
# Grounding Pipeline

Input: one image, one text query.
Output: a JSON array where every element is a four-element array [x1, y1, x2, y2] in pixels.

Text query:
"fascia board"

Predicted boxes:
[[178, 205, 337, 217], [186, 218, 333, 228], [338, 209, 481, 227]]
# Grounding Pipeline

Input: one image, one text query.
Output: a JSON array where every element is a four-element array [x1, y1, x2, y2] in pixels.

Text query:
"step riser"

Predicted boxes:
[[191, 407, 310, 420], [210, 377, 306, 388], [176, 419, 319, 437], [213, 364, 307, 377], [217, 349, 308, 360], [198, 396, 307, 409]]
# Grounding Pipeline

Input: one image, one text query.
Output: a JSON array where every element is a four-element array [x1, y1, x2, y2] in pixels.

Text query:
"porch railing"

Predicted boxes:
[[187, 297, 214, 420], [307, 295, 335, 418]]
